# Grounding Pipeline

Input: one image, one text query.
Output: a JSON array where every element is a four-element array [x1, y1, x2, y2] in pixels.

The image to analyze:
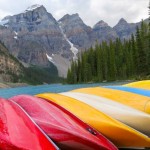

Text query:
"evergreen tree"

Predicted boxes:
[[77, 55, 82, 82], [136, 22, 148, 76], [115, 38, 124, 78], [107, 40, 116, 81], [131, 34, 138, 74], [95, 43, 103, 81], [67, 68, 72, 84], [101, 41, 108, 80], [148, 1, 150, 74]]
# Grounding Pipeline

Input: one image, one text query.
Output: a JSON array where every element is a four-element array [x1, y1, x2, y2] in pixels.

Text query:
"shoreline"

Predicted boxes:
[[0, 80, 135, 89], [0, 82, 29, 89]]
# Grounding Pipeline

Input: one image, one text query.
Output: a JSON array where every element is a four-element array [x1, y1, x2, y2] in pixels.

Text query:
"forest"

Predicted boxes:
[[67, 20, 150, 84]]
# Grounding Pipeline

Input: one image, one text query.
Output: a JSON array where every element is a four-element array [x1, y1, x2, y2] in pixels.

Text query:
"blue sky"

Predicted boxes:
[[0, 0, 148, 27]]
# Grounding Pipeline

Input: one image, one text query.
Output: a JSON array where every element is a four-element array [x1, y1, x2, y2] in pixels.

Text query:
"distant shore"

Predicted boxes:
[[0, 82, 29, 89], [0, 80, 135, 89]]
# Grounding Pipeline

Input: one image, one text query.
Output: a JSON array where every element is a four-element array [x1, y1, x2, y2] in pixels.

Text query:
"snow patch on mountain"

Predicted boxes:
[[14, 36, 18, 39], [46, 53, 55, 64], [0, 19, 9, 26], [14, 31, 18, 35], [13, 31, 18, 39], [59, 22, 78, 61], [24, 4, 42, 12]]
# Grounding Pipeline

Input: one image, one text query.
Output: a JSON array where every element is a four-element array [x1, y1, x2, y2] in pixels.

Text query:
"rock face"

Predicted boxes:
[[92, 20, 118, 43], [0, 41, 24, 82], [59, 14, 92, 51], [0, 5, 72, 77], [113, 18, 137, 40], [0, 5, 147, 77]]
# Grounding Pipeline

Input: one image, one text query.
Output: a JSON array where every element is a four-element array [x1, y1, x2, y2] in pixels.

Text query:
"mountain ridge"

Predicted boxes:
[[0, 4, 148, 78]]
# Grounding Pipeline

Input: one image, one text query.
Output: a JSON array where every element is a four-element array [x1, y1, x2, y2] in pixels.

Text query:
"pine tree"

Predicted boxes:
[[115, 38, 124, 78], [136, 22, 148, 76], [101, 41, 108, 80], [131, 34, 138, 75], [88, 47, 96, 77], [67, 68, 72, 84], [107, 40, 116, 81], [77, 55, 82, 82], [148, 1, 150, 74], [95, 43, 103, 81]]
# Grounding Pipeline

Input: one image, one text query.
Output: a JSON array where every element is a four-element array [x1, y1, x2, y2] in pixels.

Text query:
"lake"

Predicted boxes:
[[0, 81, 129, 98]]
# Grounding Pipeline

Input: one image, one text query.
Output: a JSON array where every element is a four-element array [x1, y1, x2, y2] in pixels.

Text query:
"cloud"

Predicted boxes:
[[84, 0, 148, 27], [0, 0, 148, 27]]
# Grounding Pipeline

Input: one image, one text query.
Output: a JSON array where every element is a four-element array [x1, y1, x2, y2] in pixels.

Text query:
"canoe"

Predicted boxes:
[[0, 98, 58, 150], [72, 87, 150, 114], [61, 92, 150, 136], [124, 80, 150, 90], [105, 86, 150, 97], [10, 95, 117, 150], [37, 93, 150, 148]]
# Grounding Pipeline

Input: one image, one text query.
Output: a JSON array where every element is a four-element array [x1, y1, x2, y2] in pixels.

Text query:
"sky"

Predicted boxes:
[[0, 0, 149, 27]]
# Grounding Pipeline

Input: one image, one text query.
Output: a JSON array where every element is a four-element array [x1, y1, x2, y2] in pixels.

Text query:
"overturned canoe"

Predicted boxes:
[[124, 80, 150, 90], [0, 98, 58, 150], [71, 87, 150, 114], [37, 93, 150, 148], [61, 92, 150, 136], [10, 95, 117, 150]]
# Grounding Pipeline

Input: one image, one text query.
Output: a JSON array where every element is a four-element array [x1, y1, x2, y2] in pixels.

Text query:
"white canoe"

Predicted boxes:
[[61, 92, 150, 136]]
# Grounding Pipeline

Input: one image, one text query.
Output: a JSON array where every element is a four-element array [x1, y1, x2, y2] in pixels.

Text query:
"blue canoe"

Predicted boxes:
[[104, 86, 150, 97]]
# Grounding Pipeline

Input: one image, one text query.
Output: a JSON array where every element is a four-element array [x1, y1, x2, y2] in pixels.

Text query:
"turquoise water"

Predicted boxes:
[[0, 81, 128, 99]]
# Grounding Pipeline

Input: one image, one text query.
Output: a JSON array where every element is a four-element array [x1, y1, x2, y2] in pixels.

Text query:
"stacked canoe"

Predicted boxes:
[[0, 80, 150, 149]]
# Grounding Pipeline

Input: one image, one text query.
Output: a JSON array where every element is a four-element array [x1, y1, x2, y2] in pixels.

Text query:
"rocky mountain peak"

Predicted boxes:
[[59, 13, 83, 26], [113, 18, 137, 40], [115, 18, 128, 26], [92, 20, 118, 44], [3, 4, 58, 33], [93, 20, 109, 29], [2, 15, 12, 21], [58, 13, 92, 50], [23, 4, 48, 16], [59, 13, 79, 19], [24, 4, 43, 12], [0, 4, 72, 77]]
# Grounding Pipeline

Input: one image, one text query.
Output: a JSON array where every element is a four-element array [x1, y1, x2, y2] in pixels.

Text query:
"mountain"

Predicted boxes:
[[0, 5, 148, 78], [92, 20, 118, 43], [0, 5, 72, 77], [113, 18, 137, 40], [58, 13, 93, 51]]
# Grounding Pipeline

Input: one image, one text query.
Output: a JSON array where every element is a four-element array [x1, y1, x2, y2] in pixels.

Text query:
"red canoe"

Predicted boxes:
[[0, 98, 58, 150], [10, 95, 117, 150]]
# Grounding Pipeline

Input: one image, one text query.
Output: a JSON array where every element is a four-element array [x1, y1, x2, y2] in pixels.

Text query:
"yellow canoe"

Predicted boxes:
[[124, 80, 150, 90], [61, 92, 150, 136], [72, 87, 150, 114], [37, 93, 150, 148]]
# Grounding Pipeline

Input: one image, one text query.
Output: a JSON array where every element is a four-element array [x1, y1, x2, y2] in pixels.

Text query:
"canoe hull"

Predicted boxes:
[[72, 87, 150, 114], [124, 80, 150, 90], [37, 93, 150, 148], [61, 92, 150, 136], [10, 95, 117, 150], [0, 98, 58, 150]]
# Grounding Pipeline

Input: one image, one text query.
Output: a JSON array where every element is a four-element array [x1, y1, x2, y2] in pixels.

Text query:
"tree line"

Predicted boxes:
[[67, 20, 150, 84]]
